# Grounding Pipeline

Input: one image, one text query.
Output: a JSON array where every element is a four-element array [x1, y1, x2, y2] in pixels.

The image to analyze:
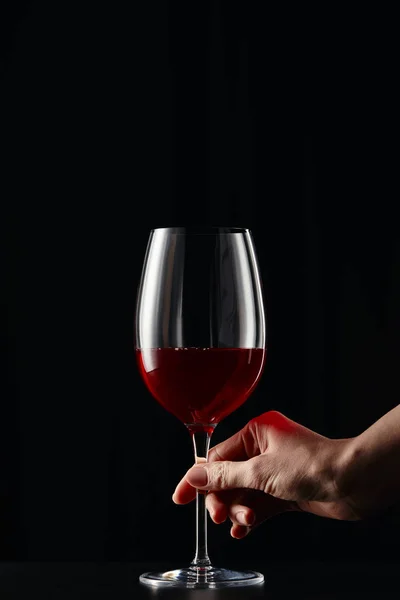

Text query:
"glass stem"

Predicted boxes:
[[190, 428, 214, 570]]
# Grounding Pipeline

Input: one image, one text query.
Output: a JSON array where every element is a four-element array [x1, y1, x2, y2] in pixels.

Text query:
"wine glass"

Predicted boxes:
[[134, 226, 266, 588]]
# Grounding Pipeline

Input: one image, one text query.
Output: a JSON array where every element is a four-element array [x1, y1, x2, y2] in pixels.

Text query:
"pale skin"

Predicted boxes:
[[173, 406, 400, 539]]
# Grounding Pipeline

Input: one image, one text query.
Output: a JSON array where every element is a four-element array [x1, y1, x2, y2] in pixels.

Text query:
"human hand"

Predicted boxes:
[[173, 411, 360, 539]]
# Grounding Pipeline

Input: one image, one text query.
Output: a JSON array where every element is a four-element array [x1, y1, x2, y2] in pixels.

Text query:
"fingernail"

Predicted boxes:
[[186, 466, 208, 487], [235, 511, 248, 525]]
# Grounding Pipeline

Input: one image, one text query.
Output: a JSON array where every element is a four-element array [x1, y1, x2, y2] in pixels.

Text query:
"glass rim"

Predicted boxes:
[[150, 226, 251, 235]]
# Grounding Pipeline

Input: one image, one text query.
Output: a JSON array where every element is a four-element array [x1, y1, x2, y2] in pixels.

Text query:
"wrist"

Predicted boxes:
[[304, 437, 355, 503], [332, 434, 374, 519], [316, 437, 359, 503]]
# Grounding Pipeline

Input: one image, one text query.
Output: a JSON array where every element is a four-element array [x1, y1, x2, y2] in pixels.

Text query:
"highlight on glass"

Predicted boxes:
[[134, 226, 267, 588]]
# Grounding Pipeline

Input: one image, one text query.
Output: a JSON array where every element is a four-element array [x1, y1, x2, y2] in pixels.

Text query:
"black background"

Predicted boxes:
[[1, 1, 399, 567]]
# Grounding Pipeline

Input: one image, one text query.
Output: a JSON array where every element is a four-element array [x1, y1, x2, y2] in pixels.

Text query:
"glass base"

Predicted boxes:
[[139, 565, 264, 589]]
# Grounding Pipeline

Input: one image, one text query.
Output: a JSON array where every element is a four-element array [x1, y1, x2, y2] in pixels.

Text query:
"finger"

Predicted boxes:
[[230, 524, 250, 539], [205, 492, 228, 524], [172, 458, 207, 504], [208, 425, 259, 463], [172, 477, 197, 504], [206, 490, 257, 526], [209, 489, 291, 536], [206, 489, 250, 524], [228, 504, 256, 527], [174, 454, 255, 503], [185, 458, 261, 492], [173, 422, 261, 502]]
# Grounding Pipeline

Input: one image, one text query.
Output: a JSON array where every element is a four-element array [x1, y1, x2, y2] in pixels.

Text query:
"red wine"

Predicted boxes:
[[136, 347, 266, 427]]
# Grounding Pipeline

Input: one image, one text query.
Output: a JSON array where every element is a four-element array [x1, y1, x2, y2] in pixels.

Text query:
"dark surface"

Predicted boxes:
[[0, 560, 399, 598]]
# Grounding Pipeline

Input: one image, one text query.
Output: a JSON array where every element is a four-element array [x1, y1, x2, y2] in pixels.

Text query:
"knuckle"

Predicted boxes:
[[209, 461, 229, 489], [253, 410, 282, 425], [264, 410, 282, 419]]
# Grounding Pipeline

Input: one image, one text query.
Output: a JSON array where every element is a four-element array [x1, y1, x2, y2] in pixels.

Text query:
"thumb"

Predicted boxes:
[[185, 458, 261, 492]]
